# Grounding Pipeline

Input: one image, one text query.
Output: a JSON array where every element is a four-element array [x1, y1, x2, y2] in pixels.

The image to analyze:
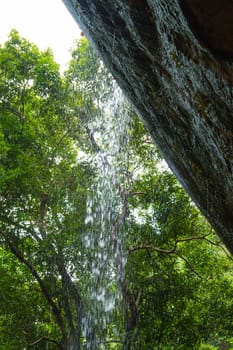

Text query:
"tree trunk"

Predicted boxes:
[[62, 0, 233, 254]]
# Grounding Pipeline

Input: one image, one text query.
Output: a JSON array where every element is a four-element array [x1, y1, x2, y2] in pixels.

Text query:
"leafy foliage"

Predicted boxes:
[[0, 30, 92, 350], [0, 31, 233, 350]]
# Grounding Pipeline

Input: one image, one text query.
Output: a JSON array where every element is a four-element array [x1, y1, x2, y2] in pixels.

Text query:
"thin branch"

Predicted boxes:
[[85, 125, 101, 154], [85, 125, 111, 170], [128, 236, 211, 278], [128, 234, 213, 255], [175, 251, 201, 278], [0, 230, 67, 345], [128, 191, 146, 197], [56, 252, 83, 348], [103, 339, 123, 344], [128, 244, 176, 254], [0, 214, 42, 242], [82, 339, 123, 345], [135, 289, 142, 309], [203, 237, 233, 259], [0, 100, 25, 123], [37, 193, 49, 239], [129, 244, 201, 277], [175, 234, 210, 244], [27, 336, 63, 349]]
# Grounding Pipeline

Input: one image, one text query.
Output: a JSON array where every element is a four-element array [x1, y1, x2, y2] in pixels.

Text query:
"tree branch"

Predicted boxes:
[[37, 193, 49, 239], [56, 252, 83, 350], [128, 234, 213, 255], [203, 237, 233, 259], [0, 99, 25, 123], [0, 230, 67, 345], [128, 244, 176, 254], [174, 251, 201, 278], [128, 235, 215, 278], [26, 336, 63, 349]]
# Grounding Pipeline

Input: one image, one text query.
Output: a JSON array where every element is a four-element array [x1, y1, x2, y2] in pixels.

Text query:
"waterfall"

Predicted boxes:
[[82, 85, 131, 349]]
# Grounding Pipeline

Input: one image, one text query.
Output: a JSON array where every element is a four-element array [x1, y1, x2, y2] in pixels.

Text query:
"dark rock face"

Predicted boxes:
[[179, 0, 233, 59], [62, 0, 233, 253]]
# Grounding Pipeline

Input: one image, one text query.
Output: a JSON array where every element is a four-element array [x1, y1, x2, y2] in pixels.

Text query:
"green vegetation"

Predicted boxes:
[[0, 30, 233, 350]]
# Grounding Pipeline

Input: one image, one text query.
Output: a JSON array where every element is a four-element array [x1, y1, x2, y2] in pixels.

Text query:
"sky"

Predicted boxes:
[[0, 0, 81, 71]]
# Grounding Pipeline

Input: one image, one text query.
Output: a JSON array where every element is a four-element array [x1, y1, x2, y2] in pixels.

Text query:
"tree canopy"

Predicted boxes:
[[0, 30, 233, 350]]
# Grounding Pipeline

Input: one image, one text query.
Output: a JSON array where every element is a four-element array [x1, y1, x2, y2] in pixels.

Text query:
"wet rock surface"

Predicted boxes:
[[63, 0, 233, 253]]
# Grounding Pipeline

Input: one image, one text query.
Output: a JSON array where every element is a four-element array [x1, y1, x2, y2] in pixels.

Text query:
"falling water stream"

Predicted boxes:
[[82, 85, 130, 349]]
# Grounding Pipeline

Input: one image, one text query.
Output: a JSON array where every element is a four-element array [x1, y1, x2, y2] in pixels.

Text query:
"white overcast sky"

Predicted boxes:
[[0, 0, 81, 71]]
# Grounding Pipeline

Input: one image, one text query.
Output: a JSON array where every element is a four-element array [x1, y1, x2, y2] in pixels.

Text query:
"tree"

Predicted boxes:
[[110, 115, 233, 350], [1, 31, 233, 350], [123, 134, 233, 348], [0, 247, 61, 350], [0, 30, 89, 349], [62, 0, 233, 255]]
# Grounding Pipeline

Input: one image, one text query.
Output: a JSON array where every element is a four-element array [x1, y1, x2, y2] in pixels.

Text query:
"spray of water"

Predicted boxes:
[[82, 85, 130, 349]]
